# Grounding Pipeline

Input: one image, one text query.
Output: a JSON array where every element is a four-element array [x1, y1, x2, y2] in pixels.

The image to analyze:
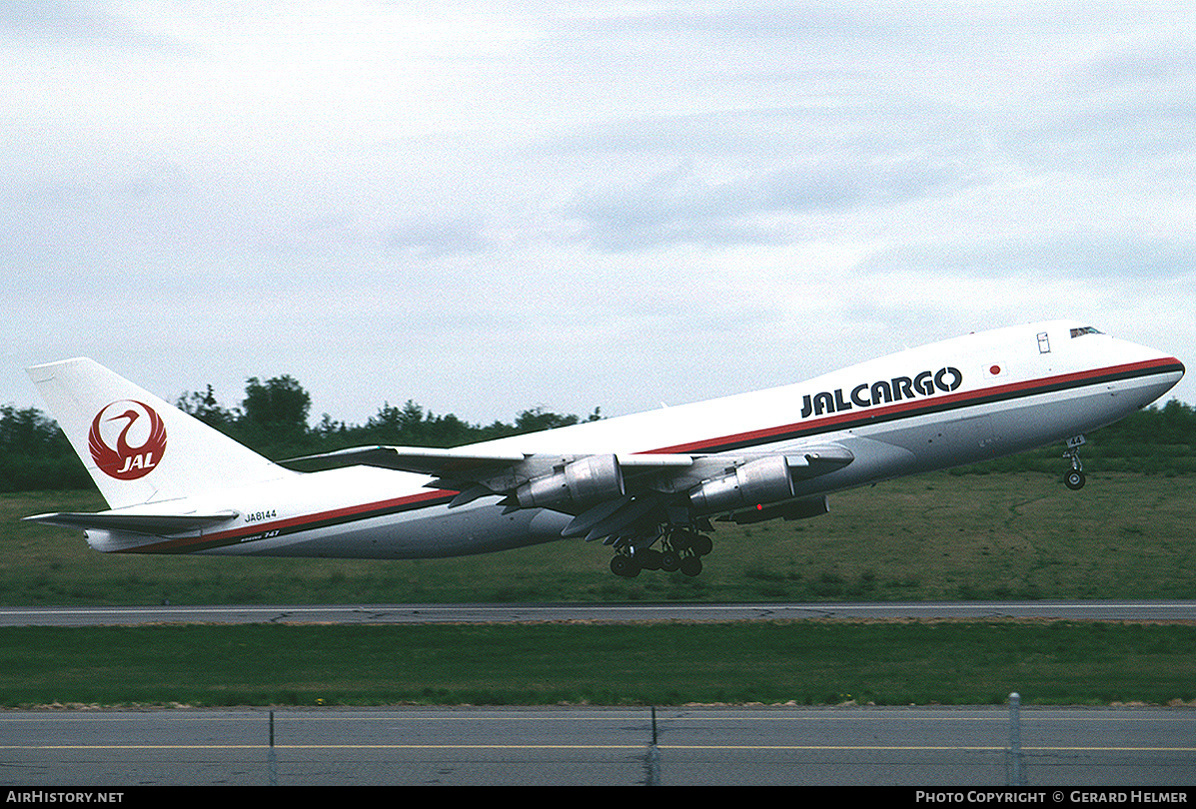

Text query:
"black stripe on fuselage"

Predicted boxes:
[[648, 357, 1184, 456], [121, 357, 1181, 554], [121, 489, 457, 554]]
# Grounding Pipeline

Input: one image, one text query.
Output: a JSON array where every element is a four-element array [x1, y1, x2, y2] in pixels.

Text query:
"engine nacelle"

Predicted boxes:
[[687, 455, 797, 514], [515, 454, 626, 510]]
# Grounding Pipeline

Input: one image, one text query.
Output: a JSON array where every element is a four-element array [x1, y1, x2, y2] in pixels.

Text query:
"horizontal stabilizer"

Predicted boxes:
[[24, 510, 239, 536]]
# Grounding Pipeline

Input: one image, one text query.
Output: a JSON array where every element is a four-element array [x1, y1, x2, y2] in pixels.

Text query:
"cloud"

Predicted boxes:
[[0, 1, 178, 47], [385, 218, 494, 257], [3, 1, 1195, 424], [562, 149, 986, 252]]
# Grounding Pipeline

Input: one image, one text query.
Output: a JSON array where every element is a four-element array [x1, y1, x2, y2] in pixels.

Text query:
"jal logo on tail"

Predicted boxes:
[[88, 400, 168, 480]]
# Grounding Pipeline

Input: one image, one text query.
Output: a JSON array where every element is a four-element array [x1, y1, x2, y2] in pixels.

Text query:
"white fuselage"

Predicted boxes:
[[84, 320, 1184, 559]]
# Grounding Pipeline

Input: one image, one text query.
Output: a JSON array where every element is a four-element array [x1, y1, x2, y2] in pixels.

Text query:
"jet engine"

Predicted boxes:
[[687, 455, 799, 514], [515, 454, 625, 510]]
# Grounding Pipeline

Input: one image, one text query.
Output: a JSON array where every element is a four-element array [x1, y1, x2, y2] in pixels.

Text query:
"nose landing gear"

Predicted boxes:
[[1063, 435, 1086, 490]]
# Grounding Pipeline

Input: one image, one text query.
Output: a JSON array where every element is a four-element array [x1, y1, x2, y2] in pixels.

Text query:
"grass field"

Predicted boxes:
[[3, 472, 1193, 708], [4, 471, 1195, 605], [2, 621, 1193, 708]]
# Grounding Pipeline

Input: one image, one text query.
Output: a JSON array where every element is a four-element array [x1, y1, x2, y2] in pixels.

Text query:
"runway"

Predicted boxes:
[[1, 600, 1194, 626], [3, 604, 1194, 787], [2, 706, 1194, 787]]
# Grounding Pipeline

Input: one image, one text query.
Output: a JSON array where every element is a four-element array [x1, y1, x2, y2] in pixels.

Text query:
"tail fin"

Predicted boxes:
[[27, 358, 291, 509]]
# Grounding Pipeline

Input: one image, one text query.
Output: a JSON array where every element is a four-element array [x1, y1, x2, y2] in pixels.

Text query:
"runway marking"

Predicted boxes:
[[659, 745, 1196, 752], [3, 713, 1194, 723], [0, 744, 643, 750]]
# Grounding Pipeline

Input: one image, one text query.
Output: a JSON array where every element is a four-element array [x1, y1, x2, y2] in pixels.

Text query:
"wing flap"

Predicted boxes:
[[786, 446, 855, 478]]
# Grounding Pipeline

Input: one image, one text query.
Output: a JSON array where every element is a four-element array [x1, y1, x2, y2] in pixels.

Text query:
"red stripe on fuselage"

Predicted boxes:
[[117, 488, 455, 554], [645, 356, 1183, 455], [117, 356, 1182, 553]]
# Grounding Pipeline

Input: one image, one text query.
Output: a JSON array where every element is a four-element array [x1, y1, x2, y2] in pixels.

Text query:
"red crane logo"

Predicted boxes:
[[88, 400, 168, 480]]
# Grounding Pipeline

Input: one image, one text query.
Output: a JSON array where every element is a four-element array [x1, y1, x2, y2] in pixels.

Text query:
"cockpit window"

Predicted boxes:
[[1070, 326, 1103, 338]]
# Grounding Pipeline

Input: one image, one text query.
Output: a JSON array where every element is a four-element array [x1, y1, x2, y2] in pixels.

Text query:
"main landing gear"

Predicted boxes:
[[1063, 434, 1086, 490], [609, 528, 713, 578]]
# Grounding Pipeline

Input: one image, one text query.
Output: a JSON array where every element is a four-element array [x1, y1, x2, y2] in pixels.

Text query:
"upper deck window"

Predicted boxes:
[[1070, 326, 1103, 338]]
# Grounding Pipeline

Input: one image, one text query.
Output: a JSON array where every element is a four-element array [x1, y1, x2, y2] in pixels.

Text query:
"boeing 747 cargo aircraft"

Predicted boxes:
[[25, 320, 1184, 577]]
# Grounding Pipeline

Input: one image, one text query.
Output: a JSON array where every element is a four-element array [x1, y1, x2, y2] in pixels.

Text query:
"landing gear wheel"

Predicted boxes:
[[637, 549, 662, 570], [679, 555, 703, 577], [691, 534, 713, 556], [610, 554, 641, 578], [659, 550, 681, 572], [1065, 469, 1086, 490], [669, 530, 693, 551]]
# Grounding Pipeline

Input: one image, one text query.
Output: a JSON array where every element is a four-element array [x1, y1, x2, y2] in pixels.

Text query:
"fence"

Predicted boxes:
[[2, 701, 1193, 787]]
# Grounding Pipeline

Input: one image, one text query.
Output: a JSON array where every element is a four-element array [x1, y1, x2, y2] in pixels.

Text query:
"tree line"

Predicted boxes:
[[0, 373, 600, 493], [175, 375, 600, 454], [1, 374, 1192, 493]]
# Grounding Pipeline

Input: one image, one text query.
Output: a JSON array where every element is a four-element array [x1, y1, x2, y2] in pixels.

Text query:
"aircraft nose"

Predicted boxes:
[[1159, 353, 1185, 381], [1118, 335, 1185, 402], [1150, 353, 1185, 398]]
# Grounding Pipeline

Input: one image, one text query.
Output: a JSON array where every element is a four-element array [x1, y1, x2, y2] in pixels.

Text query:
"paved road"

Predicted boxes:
[[2, 706, 1194, 787], [4, 606, 1193, 788], [2, 600, 1194, 626]]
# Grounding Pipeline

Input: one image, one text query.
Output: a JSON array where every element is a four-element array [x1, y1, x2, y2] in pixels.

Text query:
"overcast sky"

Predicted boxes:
[[3, 1, 1193, 430]]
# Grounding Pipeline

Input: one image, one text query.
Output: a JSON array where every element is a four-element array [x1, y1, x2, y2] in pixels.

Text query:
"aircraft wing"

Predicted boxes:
[[283, 444, 697, 505], [283, 444, 853, 543], [282, 445, 530, 477]]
